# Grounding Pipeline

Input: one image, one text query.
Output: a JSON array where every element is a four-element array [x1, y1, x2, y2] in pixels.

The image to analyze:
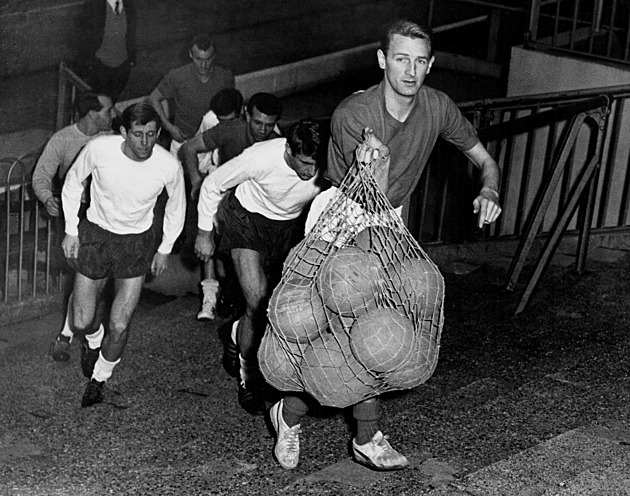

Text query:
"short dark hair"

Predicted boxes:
[[121, 103, 161, 132], [190, 34, 214, 52], [210, 88, 244, 118], [381, 20, 433, 57], [76, 92, 106, 118], [286, 119, 324, 168], [246, 93, 282, 119]]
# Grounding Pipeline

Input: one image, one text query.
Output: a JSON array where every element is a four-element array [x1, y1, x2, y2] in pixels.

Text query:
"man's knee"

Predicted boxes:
[[107, 317, 131, 337]]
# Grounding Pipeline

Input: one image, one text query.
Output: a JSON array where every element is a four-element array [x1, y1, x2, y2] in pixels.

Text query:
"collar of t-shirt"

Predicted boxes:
[[106, 0, 123, 13]]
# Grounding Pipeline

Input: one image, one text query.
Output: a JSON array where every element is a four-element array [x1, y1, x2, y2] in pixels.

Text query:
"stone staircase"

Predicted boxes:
[[426, 420, 630, 495]]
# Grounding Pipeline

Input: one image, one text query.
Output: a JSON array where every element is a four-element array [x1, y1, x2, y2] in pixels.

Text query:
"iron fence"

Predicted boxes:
[[527, 0, 630, 65]]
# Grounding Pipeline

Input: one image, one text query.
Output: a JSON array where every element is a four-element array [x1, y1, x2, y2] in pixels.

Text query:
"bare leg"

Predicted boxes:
[[231, 248, 268, 361], [101, 275, 144, 362], [71, 272, 109, 336]]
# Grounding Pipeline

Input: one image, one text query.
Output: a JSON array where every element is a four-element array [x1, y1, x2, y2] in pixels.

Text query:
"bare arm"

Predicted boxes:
[[182, 134, 211, 199], [148, 88, 185, 143], [463, 142, 502, 227]]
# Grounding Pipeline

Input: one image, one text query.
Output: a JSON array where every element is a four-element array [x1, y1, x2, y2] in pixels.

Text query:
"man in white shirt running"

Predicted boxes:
[[62, 102, 186, 408], [194, 119, 326, 415]]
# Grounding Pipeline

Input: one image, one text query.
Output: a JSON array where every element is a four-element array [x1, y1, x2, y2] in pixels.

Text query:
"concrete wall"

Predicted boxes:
[[504, 46, 630, 232], [0, 0, 427, 80], [507, 46, 630, 96]]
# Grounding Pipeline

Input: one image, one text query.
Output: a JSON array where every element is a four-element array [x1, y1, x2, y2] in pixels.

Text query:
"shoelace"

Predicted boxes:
[[375, 435, 397, 457], [284, 426, 301, 453]]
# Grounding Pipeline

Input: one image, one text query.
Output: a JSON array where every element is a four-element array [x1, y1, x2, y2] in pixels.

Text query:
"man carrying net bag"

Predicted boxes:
[[260, 19, 502, 471]]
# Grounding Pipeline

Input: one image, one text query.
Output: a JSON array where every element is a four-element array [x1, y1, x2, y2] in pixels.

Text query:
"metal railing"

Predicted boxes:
[[1, 146, 60, 304], [527, 0, 630, 65], [405, 83, 630, 311], [0, 62, 89, 308]]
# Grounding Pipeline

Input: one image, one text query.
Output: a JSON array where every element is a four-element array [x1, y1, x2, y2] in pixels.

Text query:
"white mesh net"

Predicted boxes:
[[259, 152, 445, 408]]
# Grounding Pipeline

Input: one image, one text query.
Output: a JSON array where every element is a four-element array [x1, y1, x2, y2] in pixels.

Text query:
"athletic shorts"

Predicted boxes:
[[67, 219, 155, 280], [218, 192, 302, 274]]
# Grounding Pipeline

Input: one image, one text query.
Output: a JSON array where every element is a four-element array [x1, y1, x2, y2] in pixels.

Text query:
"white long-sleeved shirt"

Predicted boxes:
[[197, 138, 321, 231], [62, 134, 185, 254]]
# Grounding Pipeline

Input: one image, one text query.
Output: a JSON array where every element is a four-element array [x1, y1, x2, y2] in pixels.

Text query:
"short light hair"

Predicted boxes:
[[381, 20, 433, 57]]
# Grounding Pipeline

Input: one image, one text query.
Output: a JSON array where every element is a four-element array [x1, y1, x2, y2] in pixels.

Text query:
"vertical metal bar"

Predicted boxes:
[[32, 198, 38, 298], [428, 0, 435, 28], [553, 0, 561, 46], [45, 209, 52, 294], [487, 8, 500, 62], [2, 170, 9, 303], [588, 0, 599, 54], [56, 63, 67, 132], [570, 0, 580, 50], [618, 139, 630, 227], [625, 9, 630, 60], [418, 161, 432, 241], [606, 0, 618, 58], [576, 110, 606, 272], [527, 0, 541, 42], [594, 0, 604, 31], [17, 176, 25, 300], [598, 97, 623, 227]]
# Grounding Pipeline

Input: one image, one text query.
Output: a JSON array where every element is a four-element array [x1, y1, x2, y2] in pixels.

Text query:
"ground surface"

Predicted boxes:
[[1, 247, 629, 495]]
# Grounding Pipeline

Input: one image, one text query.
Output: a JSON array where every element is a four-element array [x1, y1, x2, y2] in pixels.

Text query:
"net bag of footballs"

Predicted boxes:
[[259, 145, 445, 408]]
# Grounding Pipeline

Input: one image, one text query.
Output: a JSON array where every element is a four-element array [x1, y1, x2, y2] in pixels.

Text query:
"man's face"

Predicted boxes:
[[189, 45, 215, 77], [247, 107, 279, 142], [94, 95, 114, 131], [284, 144, 317, 181], [378, 34, 435, 98], [121, 121, 159, 161]]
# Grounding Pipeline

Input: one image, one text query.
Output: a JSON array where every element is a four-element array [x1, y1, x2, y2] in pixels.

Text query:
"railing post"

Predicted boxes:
[[487, 8, 501, 63], [527, 0, 541, 43]]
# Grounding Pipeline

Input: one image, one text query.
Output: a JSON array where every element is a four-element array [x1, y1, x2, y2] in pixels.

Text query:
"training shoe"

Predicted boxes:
[[352, 431, 409, 471], [238, 380, 266, 415], [270, 399, 301, 469], [51, 335, 71, 362], [197, 279, 219, 321], [222, 335, 240, 378], [81, 379, 105, 408], [81, 344, 100, 379]]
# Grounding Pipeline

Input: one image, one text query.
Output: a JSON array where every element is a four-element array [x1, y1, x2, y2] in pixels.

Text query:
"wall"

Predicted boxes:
[[507, 46, 630, 96], [505, 46, 630, 231], [0, 0, 427, 79]]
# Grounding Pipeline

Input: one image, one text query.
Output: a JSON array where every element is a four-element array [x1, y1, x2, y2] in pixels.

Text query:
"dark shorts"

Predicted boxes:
[[218, 192, 303, 276], [67, 219, 155, 280]]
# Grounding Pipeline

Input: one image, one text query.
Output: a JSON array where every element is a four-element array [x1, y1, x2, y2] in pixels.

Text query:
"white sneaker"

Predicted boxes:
[[197, 279, 219, 321], [352, 431, 409, 470], [270, 399, 301, 469]]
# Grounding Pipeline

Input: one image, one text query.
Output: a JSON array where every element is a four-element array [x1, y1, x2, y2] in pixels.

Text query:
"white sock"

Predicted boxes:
[[85, 324, 105, 350], [92, 352, 121, 383], [231, 319, 239, 344], [60, 310, 74, 341], [239, 354, 261, 384]]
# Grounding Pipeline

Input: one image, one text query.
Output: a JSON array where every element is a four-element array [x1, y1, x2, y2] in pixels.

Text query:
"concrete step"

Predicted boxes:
[[425, 420, 630, 495]]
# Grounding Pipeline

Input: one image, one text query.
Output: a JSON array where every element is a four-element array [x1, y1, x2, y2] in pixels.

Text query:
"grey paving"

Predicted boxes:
[[1, 245, 630, 495]]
